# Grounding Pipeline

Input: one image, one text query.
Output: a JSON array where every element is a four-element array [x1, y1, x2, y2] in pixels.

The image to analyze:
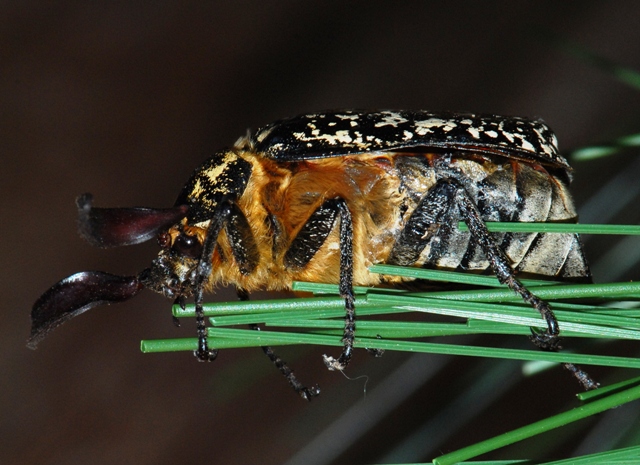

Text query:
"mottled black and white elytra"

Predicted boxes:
[[29, 110, 598, 400], [253, 110, 566, 167]]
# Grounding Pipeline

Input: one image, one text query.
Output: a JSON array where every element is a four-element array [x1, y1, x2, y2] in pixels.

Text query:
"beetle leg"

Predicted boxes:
[[192, 201, 234, 362], [451, 179, 597, 389], [393, 178, 597, 390], [283, 198, 355, 371], [225, 204, 260, 275], [322, 199, 355, 371], [237, 289, 320, 400], [257, 339, 322, 400], [448, 182, 555, 332]]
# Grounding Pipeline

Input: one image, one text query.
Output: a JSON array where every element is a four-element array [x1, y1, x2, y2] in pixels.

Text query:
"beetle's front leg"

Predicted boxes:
[[193, 201, 233, 362], [283, 197, 355, 372]]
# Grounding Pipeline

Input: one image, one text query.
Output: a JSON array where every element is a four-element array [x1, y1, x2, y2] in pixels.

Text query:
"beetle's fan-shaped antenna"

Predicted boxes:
[[77, 193, 188, 248], [27, 271, 145, 349]]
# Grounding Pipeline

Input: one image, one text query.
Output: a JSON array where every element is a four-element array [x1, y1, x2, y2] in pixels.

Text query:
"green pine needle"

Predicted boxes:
[[432, 383, 640, 465], [571, 133, 640, 161], [456, 222, 640, 236]]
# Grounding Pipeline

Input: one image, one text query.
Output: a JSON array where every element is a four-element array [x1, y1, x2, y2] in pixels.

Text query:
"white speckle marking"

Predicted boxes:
[[514, 134, 535, 152], [414, 118, 458, 135], [533, 127, 556, 155], [502, 130, 515, 144], [204, 152, 236, 183], [335, 114, 359, 120], [255, 127, 273, 143], [293, 129, 353, 145], [467, 127, 481, 139], [374, 112, 409, 128]]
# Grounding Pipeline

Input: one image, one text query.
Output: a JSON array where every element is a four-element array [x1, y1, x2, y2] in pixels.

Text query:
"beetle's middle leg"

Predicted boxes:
[[284, 197, 355, 372], [390, 178, 597, 390]]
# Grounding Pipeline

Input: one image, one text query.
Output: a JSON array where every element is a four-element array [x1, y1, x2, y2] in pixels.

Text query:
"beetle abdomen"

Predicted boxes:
[[391, 153, 589, 279], [204, 150, 589, 293]]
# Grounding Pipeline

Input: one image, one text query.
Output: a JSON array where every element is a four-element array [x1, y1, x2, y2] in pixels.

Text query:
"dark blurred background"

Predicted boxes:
[[4, 2, 640, 464]]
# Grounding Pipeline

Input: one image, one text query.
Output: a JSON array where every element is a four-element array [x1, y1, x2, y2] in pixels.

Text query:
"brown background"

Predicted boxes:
[[3, 2, 640, 464]]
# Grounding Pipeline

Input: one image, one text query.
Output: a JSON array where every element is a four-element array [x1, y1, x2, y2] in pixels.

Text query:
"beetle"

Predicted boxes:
[[28, 110, 597, 398]]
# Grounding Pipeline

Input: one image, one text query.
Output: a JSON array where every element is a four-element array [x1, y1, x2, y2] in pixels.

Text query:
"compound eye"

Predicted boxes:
[[172, 233, 203, 259], [157, 231, 171, 249]]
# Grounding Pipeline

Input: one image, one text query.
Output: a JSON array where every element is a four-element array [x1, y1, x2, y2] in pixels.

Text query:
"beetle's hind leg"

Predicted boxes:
[[456, 190, 598, 390], [283, 197, 355, 372], [390, 178, 598, 390], [237, 289, 320, 401]]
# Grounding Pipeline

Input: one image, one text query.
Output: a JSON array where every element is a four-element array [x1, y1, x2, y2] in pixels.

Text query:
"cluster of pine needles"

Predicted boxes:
[[141, 223, 640, 464]]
